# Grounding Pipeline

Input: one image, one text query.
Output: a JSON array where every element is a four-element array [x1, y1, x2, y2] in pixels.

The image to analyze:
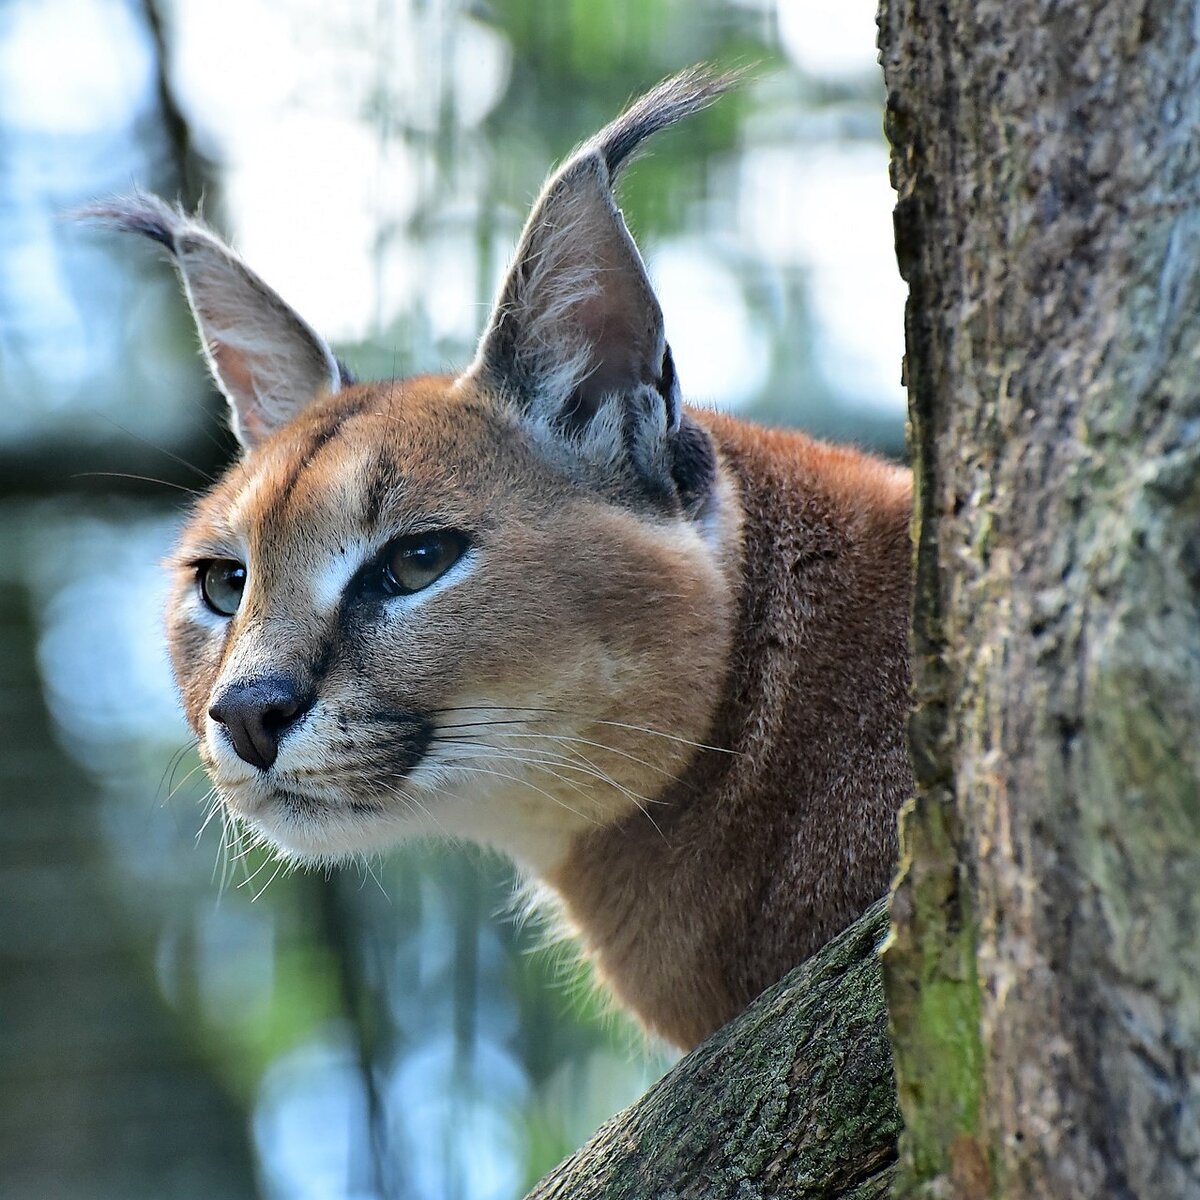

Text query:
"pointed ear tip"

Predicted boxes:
[[560, 147, 616, 189], [69, 190, 185, 252], [587, 64, 743, 181]]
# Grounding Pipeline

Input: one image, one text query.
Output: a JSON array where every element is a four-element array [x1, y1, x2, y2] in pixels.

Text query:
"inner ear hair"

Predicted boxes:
[[467, 67, 737, 485]]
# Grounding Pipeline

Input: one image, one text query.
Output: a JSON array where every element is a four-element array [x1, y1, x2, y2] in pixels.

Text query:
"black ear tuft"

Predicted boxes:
[[594, 66, 740, 179], [656, 344, 681, 432]]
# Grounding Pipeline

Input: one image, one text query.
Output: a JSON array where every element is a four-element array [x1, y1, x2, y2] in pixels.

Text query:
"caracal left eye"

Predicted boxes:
[[381, 530, 468, 596]]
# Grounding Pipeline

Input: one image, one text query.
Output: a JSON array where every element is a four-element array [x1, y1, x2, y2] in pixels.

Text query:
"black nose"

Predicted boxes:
[[208, 676, 311, 770]]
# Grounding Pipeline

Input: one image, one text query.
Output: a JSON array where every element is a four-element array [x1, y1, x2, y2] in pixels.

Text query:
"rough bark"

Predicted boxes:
[[880, 1, 1200, 1196], [524, 901, 901, 1200]]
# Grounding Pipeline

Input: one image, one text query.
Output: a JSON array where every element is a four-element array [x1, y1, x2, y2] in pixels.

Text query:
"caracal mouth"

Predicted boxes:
[[212, 773, 437, 863]]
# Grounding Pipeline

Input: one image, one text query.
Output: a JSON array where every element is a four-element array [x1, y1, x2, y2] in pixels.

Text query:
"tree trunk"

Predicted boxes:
[[879, 1, 1200, 1196], [524, 901, 900, 1200]]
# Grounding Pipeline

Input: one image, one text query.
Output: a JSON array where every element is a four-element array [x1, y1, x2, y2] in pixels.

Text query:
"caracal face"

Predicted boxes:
[[168, 371, 734, 871]]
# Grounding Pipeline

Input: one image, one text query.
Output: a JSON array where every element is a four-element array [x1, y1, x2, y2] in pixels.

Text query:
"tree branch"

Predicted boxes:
[[524, 901, 900, 1199]]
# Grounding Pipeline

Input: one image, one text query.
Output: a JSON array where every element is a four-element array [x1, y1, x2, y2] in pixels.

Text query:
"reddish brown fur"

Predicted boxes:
[[111, 71, 915, 1053], [547, 410, 912, 1046], [166, 378, 911, 1050]]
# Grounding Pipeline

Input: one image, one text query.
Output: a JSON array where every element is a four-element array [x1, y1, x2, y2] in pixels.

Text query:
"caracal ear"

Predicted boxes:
[[466, 67, 734, 471], [80, 191, 347, 450]]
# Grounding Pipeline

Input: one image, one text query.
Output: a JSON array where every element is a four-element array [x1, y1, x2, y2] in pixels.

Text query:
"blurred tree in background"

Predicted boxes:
[[0, 1, 903, 1196]]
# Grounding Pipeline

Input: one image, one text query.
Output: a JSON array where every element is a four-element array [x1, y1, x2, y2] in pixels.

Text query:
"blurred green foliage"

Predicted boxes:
[[0, 1, 899, 1197]]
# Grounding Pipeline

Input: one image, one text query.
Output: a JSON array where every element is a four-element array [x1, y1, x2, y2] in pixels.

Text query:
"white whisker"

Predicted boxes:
[[434, 704, 737, 755], [196, 789, 224, 843], [438, 761, 601, 827], [250, 855, 288, 903], [157, 738, 202, 804], [359, 854, 390, 901], [490, 728, 683, 785], [431, 737, 667, 840]]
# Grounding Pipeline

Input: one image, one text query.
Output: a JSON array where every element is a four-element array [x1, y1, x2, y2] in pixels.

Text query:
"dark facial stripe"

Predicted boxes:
[[305, 544, 375, 689], [358, 711, 436, 784], [360, 449, 403, 530], [261, 393, 374, 530], [307, 627, 339, 687]]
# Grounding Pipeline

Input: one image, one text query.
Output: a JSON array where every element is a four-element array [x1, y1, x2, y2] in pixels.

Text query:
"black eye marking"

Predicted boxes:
[[198, 559, 247, 616], [378, 530, 469, 598]]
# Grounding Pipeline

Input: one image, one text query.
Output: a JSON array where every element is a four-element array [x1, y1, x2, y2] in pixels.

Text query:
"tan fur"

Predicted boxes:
[[100, 70, 914, 1050], [546, 410, 912, 1046], [168, 377, 738, 875], [164, 379, 911, 1048]]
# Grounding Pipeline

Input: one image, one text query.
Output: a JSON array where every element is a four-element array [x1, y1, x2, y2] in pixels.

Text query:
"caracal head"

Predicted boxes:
[[87, 69, 739, 872]]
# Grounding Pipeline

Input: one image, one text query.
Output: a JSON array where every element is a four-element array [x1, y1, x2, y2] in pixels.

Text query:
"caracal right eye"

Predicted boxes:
[[198, 560, 247, 616]]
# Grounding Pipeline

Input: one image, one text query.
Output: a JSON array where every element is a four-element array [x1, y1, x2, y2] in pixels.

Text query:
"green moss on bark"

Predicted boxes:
[[884, 793, 987, 1197]]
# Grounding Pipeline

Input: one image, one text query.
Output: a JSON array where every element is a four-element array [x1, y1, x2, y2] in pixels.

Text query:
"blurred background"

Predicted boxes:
[[0, 1, 904, 1197]]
